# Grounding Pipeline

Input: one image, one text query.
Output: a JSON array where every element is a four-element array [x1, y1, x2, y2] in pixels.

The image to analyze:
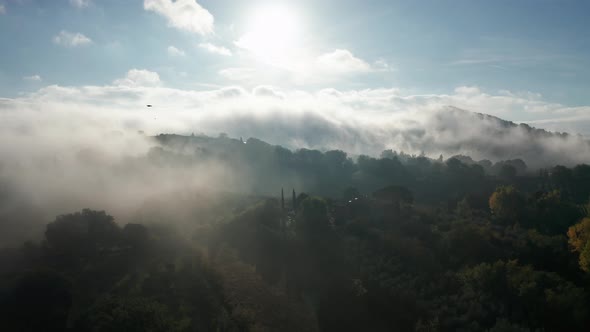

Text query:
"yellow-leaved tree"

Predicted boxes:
[[567, 217, 590, 272]]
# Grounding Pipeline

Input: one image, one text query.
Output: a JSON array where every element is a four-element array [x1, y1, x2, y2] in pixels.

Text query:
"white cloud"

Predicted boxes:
[[167, 45, 186, 57], [219, 67, 257, 82], [23, 75, 42, 82], [199, 43, 232, 56], [53, 30, 92, 47], [113, 69, 161, 87], [69, 0, 91, 8], [143, 0, 214, 36], [316, 49, 372, 74], [0, 4, 5, 14]]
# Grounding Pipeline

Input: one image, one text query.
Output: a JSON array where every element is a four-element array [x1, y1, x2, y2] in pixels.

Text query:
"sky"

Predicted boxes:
[[1, 0, 590, 136]]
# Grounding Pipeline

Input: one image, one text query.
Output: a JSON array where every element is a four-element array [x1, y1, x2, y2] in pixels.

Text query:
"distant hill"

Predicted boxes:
[[153, 106, 590, 169], [424, 106, 589, 167]]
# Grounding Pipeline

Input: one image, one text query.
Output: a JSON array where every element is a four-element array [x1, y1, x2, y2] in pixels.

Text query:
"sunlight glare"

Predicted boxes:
[[237, 5, 302, 66]]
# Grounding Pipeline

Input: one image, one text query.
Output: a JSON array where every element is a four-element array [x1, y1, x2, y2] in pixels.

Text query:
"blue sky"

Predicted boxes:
[[1, 0, 590, 134]]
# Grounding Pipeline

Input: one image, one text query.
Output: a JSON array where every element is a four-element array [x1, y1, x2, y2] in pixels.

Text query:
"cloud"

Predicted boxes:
[[0, 4, 5, 14], [69, 0, 91, 8], [219, 67, 257, 81], [225, 46, 384, 85], [143, 0, 214, 36], [316, 49, 372, 74], [454, 86, 481, 95], [198, 42, 232, 56], [113, 69, 161, 87], [252, 86, 285, 99], [449, 44, 562, 68], [374, 58, 393, 72], [53, 30, 92, 47], [167, 45, 186, 57], [23, 75, 42, 82]]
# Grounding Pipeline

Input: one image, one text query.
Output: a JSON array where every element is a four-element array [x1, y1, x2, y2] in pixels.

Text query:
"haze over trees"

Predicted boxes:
[[1, 133, 590, 331]]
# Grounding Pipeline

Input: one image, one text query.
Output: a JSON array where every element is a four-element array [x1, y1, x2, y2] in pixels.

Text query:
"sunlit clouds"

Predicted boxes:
[[1, 0, 589, 154]]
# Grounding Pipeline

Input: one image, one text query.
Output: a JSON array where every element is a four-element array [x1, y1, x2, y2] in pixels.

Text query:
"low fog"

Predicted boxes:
[[1, 78, 590, 246]]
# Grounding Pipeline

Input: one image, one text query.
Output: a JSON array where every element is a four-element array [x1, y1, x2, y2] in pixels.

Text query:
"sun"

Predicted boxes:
[[237, 4, 302, 66]]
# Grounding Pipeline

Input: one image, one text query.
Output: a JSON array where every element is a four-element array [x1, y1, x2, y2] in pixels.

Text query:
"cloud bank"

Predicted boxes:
[[2, 70, 589, 167]]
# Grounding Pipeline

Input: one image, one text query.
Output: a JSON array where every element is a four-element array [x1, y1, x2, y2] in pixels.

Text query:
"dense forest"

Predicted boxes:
[[2, 133, 590, 331]]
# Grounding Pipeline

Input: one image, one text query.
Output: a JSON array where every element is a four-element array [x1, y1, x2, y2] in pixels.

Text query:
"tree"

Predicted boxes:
[[45, 209, 120, 256], [458, 260, 588, 330], [488, 319, 531, 332], [122, 223, 151, 252], [489, 186, 525, 223], [499, 164, 517, 180], [74, 297, 180, 332], [341, 186, 361, 202], [373, 185, 413, 213], [567, 218, 590, 272], [528, 190, 582, 234], [1, 270, 72, 332], [296, 197, 331, 239], [567, 218, 590, 252], [294, 192, 309, 211]]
